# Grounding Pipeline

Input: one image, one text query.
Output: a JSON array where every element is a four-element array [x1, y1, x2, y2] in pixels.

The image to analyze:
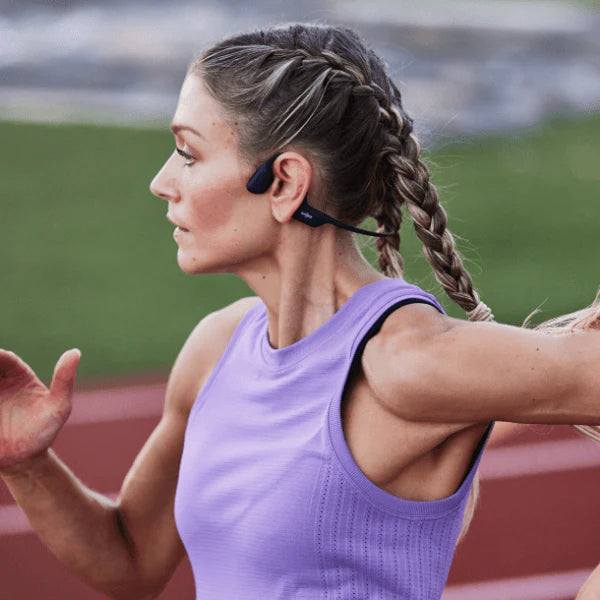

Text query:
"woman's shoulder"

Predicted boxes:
[[360, 300, 456, 416], [167, 296, 262, 417], [190, 294, 262, 372], [199, 295, 262, 341], [222, 295, 263, 317], [373, 299, 454, 347]]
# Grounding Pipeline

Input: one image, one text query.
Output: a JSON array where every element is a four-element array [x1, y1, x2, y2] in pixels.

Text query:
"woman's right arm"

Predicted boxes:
[[576, 562, 600, 600], [0, 296, 259, 600]]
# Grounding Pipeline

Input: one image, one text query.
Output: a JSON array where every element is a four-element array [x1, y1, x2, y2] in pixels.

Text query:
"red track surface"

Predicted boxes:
[[1, 377, 598, 599]]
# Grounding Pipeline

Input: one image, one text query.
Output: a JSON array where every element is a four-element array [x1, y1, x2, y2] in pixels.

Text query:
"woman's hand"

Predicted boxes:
[[0, 348, 81, 472]]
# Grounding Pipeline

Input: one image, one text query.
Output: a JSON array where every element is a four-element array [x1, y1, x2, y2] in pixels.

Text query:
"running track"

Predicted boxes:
[[1, 376, 598, 599]]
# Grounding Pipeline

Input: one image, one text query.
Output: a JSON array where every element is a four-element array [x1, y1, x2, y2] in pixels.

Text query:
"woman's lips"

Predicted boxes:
[[166, 214, 189, 231]]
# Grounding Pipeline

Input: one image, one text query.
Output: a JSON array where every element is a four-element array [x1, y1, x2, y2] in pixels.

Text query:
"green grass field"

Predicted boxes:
[[1, 112, 599, 383]]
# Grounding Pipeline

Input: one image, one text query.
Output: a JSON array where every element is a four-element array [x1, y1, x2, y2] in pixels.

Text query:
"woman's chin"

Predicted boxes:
[[177, 253, 201, 275], [176, 253, 219, 275]]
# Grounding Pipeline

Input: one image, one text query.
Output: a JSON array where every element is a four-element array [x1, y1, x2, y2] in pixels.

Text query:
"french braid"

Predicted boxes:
[[371, 87, 495, 322]]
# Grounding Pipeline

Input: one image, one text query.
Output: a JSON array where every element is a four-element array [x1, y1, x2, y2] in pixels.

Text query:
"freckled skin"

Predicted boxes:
[[150, 74, 277, 277]]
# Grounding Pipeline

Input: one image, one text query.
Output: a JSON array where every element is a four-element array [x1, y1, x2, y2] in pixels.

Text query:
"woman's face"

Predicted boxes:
[[150, 74, 274, 275]]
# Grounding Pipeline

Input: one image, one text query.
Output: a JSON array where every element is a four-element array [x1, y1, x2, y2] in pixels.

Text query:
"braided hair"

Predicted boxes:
[[189, 22, 494, 542]]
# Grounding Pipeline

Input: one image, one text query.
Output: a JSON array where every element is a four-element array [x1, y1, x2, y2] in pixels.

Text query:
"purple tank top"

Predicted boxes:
[[174, 277, 494, 599]]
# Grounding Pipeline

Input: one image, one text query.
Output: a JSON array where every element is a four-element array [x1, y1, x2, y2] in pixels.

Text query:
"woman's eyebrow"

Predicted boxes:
[[170, 123, 206, 140]]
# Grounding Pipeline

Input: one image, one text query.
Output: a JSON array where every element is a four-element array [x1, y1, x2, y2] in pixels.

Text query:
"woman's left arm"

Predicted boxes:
[[365, 304, 600, 425]]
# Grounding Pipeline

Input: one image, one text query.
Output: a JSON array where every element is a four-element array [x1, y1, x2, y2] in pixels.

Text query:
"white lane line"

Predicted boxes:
[[0, 493, 119, 536], [442, 568, 592, 600], [479, 438, 600, 480], [67, 383, 165, 425]]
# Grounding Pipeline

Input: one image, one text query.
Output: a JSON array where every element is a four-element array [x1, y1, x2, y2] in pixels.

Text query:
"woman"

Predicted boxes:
[[1, 22, 599, 600]]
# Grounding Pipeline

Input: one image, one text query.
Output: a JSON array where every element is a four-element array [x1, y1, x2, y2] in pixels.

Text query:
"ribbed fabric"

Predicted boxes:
[[174, 277, 494, 599]]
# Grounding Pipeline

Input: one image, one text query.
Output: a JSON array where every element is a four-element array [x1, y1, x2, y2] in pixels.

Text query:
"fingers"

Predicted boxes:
[[0, 349, 35, 379], [0, 349, 17, 371], [49, 349, 82, 402]]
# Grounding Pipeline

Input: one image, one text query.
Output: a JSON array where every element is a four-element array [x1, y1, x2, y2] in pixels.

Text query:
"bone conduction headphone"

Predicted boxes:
[[246, 153, 396, 237]]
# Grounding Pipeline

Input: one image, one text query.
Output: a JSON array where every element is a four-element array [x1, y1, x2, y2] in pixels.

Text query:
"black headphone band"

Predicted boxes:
[[246, 153, 396, 238]]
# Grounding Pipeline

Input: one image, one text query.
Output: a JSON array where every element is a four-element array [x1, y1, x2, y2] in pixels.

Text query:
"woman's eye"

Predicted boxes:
[[175, 146, 195, 166]]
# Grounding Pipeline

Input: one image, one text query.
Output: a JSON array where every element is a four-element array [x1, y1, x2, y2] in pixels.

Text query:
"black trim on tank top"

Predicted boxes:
[[349, 298, 441, 375], [345, 297, 492, 494], [343, 298, 440, 398]]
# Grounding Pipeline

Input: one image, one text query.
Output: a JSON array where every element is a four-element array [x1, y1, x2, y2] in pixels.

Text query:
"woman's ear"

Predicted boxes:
[[269, 152, 312, 225]]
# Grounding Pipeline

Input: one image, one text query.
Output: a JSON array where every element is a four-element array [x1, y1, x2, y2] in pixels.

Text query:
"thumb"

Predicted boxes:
[[49, 348, 82, 400]]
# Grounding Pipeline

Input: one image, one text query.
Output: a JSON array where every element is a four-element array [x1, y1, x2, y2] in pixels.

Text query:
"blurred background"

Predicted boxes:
[[1, 0, 599, 382], [1, 1, 599, 599]]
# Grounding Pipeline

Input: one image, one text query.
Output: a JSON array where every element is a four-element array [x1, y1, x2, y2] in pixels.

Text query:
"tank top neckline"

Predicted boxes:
[[258, 276, 403, 369]]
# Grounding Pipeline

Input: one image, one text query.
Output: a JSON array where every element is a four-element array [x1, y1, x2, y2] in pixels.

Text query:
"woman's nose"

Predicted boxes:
[[149, 159, 180, 202]]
